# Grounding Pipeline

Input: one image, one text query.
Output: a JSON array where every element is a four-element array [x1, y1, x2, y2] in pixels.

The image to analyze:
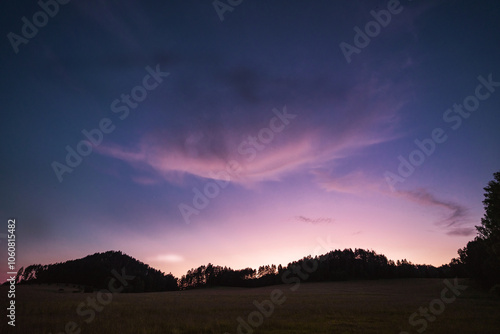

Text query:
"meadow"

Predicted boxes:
[[2, 278, 499, 334]]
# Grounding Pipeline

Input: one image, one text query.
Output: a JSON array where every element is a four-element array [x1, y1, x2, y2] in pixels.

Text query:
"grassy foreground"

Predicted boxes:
[[1, 278, 499, 333]]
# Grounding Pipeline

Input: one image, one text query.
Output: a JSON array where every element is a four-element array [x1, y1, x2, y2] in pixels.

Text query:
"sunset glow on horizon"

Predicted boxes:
[[1, 0, 499, 283]]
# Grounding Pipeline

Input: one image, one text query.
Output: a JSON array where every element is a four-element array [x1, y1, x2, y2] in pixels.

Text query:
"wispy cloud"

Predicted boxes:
[[446, 227, 476, 237], [394, 188, 474, 237], [313, 170, 474, 237], [97, 73, 409, 187], [96, 133, 316, 185], [295, 216, 335, 225], [150, 254, 184, 263], [395, 189, 468, 227]]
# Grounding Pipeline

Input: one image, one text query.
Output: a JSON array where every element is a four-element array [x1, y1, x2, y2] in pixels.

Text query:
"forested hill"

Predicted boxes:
[[13, 251, 178, 292], [8, 170, 500, 292], [8, 248, 466, 292], [178, 248, 465, 290]]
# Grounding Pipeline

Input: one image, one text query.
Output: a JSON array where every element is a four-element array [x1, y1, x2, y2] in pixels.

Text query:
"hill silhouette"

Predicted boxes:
[[10, 170, 496, 292], [8, 248, 466, 291], [12, 250, 178, 292], [178, 248, 464, 289]]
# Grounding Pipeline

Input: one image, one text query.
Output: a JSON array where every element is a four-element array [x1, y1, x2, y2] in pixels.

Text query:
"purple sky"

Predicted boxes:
[[1, 0, 499, 281]]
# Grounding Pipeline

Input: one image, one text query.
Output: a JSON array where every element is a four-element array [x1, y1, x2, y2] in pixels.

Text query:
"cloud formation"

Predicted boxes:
[[295, 216, 335, 225], [150, 254, 184, 263], [395, 189, 468, 227], [395, 188, 473, 236], [313, 170, 474, 237], [97, 72, 409, 187]]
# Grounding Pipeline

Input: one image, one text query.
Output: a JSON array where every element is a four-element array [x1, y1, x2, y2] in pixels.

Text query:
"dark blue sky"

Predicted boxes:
[[1, 0, 499, 280]]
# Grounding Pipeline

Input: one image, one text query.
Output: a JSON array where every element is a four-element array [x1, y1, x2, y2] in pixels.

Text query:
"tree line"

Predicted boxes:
[[178, 249, 459, 290], [455, 171, 500, 288], [14, 250, 178, 292], [9, 171, 498, 292], [179, 171, 500, 290]]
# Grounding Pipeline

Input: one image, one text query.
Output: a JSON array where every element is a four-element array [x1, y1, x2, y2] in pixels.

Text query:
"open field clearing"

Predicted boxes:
[[2, 278, 499, 333]]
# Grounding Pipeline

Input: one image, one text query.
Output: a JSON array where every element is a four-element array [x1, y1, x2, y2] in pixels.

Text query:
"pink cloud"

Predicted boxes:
[[131, 175, 163, 185], [96, 73, 411, 187], [149, 254, 184, 263], [313, 170, 474, 237], [395, 188, 469, 228], [295, 216, 335, 224]]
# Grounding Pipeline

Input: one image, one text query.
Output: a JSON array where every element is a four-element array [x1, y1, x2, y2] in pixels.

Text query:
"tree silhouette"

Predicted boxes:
[[477, 171, 500, 240], [14, 251, 178, 292], [458, 171, 500, 287]]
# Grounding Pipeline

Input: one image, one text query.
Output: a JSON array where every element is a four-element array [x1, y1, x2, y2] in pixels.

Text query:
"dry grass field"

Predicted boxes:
[[1, 278, 499, 334]]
